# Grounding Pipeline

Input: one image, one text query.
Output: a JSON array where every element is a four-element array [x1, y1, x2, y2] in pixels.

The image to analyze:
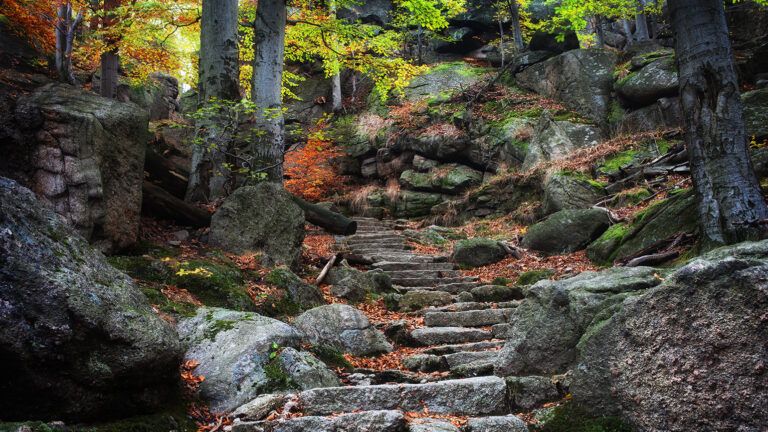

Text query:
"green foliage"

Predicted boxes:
[[534, 401, 633, 432], [492, 276, 515, 286], [173, 259, 255, 311]]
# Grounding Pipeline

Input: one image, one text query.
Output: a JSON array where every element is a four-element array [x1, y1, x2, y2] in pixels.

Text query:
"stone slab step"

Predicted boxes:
[[347, 232, 402, 240], [432, 282, 484, 294], [411, 327, 493, 345], [385, 269, 462, 279], [444, 350, 499, 369], [366, 254, 449, 263], [424, 301, 521, 313], [391, 276, 477, 287], [450, 359, 497, 378], [347, 240, 405, 248], [424, 308, 515, 328], [297, 377, 507, 416], [373, 262, 456, 271], [403, 350, 499, 374], [231, 410, 405, 432], [422, 340, 505, 356]]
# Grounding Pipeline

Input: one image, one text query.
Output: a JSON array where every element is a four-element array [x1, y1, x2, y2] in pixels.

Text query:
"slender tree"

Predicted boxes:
[[670, 0, 768, 245], [187, 0, 241, 202], [634, 0, 650, 41], [99, 0, 121, 98], [250, 0, 287, 183], [55, 1, 83, 84]]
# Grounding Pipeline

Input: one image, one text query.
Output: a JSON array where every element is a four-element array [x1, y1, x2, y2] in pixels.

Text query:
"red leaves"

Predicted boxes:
[[285, 137, 346, 202]]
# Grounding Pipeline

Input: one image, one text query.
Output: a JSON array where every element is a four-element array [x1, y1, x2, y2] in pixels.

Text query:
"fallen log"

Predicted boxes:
[[144, 145, 190, 199], [315, 253, 338, 285], [142, 180, 211, 227], [290, 195, 357, 235], [626, 250, 680, 267]]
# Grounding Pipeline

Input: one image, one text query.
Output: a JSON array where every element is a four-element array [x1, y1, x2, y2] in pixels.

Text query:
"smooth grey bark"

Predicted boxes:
[[331, 72, 343, 112], [635, 0, 650, 41], [593, 16, 606, 49], [187, 0, 240, 202], [99, 0, 120, 99], [55, 2, 83, 85], [250, 0, 287, 183], [622, 19, 634, 46], [507, 0, 525, 51], [670, 0, 768, 245]]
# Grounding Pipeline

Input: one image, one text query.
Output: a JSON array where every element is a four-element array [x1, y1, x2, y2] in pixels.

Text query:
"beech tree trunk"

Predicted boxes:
[[635, 0, 650, 42], [187, 0, 240, 202], [55, 2, 82, 85], [622, 19, 634, 46], [250, 0, 287, 183], [670, 0, 768, 246], [507, 0, 525, 51], [99, 0, 121, 99]]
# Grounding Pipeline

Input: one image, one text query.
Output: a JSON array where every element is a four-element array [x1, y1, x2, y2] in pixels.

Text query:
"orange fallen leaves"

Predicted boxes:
[[461, 251, 598, 284]]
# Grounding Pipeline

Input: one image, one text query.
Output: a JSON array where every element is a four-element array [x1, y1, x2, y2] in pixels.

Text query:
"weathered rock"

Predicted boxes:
[[506, 376, 561, 410], [409, 418, 460, 432], [522, 209, 611, 255], [616, 58, 678, 107], [617, 97, 683, 134], [276, 347, 340, 390], [177, 308, 303, 413], [232, 410, 406, 432], [210, 183, 305, 270], [743, 87, 768, 139], [0, 177, 182, 421], [339, 0, 393, 25], [397, 290, 455, 311], [494, 266, 661, 376], [572, 241, 768, 431], [464, 416, 529, 432], [232, 394, 289, 421], [400, 164, 482, 194], [543, 171, 607, 214], [392, 190, 446, 218], [299, 376, 507, 416], [404, 62, 487, 103], [470, 285, 525, 302], [327, 266, 392, 303], [451, 238, 507, 268], [515, 49, 618, 124], [293, 304, 393, 356], [411, 327, 492, 345], [265, 267, 325, 310], [15, 82, 149, 252], [523, 113, 602, 169], [467, 116, 536, 170]]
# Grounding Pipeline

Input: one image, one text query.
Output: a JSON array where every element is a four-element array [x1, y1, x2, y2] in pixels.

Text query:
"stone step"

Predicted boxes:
[[347, 232, 402, 240], [372, 262, 456, 271], [411, 327, 493, 346], [433, 282, 484, 294], [420, 301, 520, 314], [391, 276, 477, 287], [297, 377, 507, 416], [385, 269, 462, 279], [352, 246, 408, 253], [366, 254, 449, 263], [410, 416, 528, 432], [231, 410, 405, 432], [347, 239, 405, 247], [422, 340, 505, 356], [444, 350, 499, 370], [424, 308, 515, 328], [403, 350, 499, 374], [450, 359, 497, 378]]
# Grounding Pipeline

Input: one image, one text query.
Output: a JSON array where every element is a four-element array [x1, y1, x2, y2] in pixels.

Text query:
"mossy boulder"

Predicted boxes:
[[0, 177, 182, 422], [209, 182, 305, 270], [616, 57, 678, 107], [470, 285, 525, 302], [392, 190, 446, 218], [743, 87, 768, 139], [400, 164, 482, 195], [586, 224, 630, 265], [516, 269, 556, 286], [451, 238, 508, 268], [522, 209, 611, 255], [326, 266, 392, 303], [173, 259, 255, 311], [543, 171, 607, 214], [523, 113, 602, 169], [177, 308, 303, 413], [265, 266, 325, 310], [293, 304, 393, 356], [404, 61, 488, 103]]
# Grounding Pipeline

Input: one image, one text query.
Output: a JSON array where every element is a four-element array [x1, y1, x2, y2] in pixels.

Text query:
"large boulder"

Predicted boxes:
[[522, 209, 611, 255], [451, 238, 508, 268], [293, 304, 393, 356], [522, 113, 602, 169], [572, 241, 768, 431], [616, 57, 679, 107], [400, 164, 482, 194], [15, 82, 149, 252], [466, 116, 536, 170], [326, 266, 392, 303], [210, 183, 305, 270], [515, 49, 618, 124], [265, 267, 326, 310], [494, 266, 661, 377], [403, 62, 488, 103], [542, 171, 607, 214], [392, 190, 446, 218], [0, 177, 182, 421], [617, 97, 683, 134], [177, 308, 304, 413], [743, 87, 768, 139]]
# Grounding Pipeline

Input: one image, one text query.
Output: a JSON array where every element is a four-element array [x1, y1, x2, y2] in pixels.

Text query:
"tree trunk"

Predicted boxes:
[[331, 72, 343, 112], [143, 181, 212, 227], [290, 195, 357, 235], [508, 0, 525, 51], [498, 19, 505, 67], [55, 2, 82, 85], [593, 16, 606, 49], [670, 0, 768, 246], [635, 0, 650, 41], [622, 19, 634, 46], [99, 0, 121, 99], [250, 0, 287, 183], [187, 0, 240, 202]]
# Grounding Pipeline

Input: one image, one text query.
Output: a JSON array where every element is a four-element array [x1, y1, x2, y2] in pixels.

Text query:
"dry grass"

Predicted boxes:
[[385, 178, 401, 202], [358, 113, 393, 142], [349, 184, 378, 214], [421, 122, 463, 139]]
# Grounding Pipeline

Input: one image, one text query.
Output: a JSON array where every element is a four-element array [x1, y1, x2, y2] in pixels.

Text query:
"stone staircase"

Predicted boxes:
[[230, 217, 531, 431]]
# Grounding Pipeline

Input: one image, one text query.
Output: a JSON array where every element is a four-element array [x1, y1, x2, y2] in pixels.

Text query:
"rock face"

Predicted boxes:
[[265, 267, 326, 310], [572, 241, 768, 431], [0, 177, 182, 421], [523, 114, 602, 169], [451, 238, 507, 268], [399, 164, 482, 194], [522, 209, 611, 255], [743, 88, 768, 139], [616, 58, 679, 107], [15, 82, 149, 252], [210, 183, 305, 269], [326, 266, 392, 303], [515, 49, 618, 124], [494, 266, 661, 376], [177, 308, 303, 413], [293, 304, 393, 356], [543, 171, 607, 214]]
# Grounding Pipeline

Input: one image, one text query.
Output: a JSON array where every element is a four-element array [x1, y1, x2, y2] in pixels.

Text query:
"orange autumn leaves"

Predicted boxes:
[[0, 0, 65, 52], [285, 136, 346, 202]]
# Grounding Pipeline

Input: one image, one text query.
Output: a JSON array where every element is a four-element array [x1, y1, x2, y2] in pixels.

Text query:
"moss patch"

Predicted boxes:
[[517, 269, 555, 286], [172, 259, 254, 311], [534, 401, 632, 432], [309, 345, 353, 371]]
